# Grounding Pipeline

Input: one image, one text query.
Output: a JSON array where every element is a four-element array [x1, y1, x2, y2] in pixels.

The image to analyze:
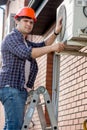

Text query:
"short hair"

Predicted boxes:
[[16, 16, 33, 21]]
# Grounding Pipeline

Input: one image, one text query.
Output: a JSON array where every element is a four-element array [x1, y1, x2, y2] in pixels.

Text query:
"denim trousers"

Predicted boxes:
[[0, 86, 28, 130]]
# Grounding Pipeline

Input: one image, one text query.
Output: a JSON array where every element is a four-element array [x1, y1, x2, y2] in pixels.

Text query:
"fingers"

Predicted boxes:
[[56, 43, 65, 53], [25, 87, 32, 92], [58, 17, 63, 24], [55, 17, 63, 33], [59, 43, 65, 52]]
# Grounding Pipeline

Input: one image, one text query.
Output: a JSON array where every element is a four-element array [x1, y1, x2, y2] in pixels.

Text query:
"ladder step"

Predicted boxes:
[[45, 126, 52, 130], [45, 126, 58, 130]]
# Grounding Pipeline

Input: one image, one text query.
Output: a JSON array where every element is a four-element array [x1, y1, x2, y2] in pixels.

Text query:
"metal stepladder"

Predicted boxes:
[[21, 86, 58, 130]]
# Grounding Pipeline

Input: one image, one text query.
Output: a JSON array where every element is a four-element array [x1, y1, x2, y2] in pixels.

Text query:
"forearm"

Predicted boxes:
[[44, 17, 62, 46], [31, 42, 65, 59], [44, 31, 57, 46], [31, 46, 53, 58]]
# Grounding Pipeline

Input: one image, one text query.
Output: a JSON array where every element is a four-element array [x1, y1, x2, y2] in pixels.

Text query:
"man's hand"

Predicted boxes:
[[51, 42, 65, 53], [25, 87, 34, 92], [54, 17, 62, 34]]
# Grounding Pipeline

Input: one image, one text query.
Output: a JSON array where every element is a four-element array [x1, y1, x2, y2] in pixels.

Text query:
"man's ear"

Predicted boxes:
[[14, 19, 20, 27], [15, 19, 19, 24]]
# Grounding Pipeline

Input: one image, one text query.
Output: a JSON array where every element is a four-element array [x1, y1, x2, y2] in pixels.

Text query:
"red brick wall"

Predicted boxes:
[[58, 55, 87, 130]]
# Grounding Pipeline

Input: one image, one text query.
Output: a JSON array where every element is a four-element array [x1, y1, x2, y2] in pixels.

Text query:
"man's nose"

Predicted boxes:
[[27, 22, 31, 26]]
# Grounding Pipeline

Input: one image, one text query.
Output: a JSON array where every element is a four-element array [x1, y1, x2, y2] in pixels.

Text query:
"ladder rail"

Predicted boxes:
[[43, 89, 58, 130], [21, 92, 39, 130], [37, 97, 47, 130]]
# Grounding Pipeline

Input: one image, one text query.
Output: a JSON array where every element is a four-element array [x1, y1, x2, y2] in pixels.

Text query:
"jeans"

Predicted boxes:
[[0, 86, 28, 130]]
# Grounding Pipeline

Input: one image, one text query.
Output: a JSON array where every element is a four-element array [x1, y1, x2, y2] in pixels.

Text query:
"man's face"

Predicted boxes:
[[16, 18, 34, 35]]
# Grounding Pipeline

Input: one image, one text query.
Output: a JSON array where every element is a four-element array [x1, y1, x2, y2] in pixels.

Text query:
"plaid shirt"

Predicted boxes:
[[0, 29, 45, 90]]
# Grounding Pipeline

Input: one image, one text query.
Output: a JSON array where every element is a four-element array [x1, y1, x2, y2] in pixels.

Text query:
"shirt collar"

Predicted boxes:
[[13, 28, 25, 41]]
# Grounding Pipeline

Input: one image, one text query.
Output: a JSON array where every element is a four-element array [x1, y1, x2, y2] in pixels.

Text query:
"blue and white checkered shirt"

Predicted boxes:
[[0, 29, 45, 90]]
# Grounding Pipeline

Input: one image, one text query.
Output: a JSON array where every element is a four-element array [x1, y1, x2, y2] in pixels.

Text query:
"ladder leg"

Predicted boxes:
[[43, 89, 58, 130], [37, 97, 47, 130], [21, 92, 39, 130]]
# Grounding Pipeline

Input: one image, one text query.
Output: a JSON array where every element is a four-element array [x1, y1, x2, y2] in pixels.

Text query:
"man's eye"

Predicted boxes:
[[23, 20, 34, 25], [24, 20, 28, 22], [30, 21, 34, 24]]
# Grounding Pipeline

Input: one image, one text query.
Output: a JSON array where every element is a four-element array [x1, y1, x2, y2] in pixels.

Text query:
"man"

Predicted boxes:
[[0, 7, 65, 130]]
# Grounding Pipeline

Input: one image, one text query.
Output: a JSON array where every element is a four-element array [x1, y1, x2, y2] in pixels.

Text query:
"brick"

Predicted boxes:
[[76, 112, 81, 118], [76, 100, 82, 106], [70, 113, 75, 119], [79, 106, 84, 112], [76, 124, 81, 130], [79, 93, 85, 100], [70, 125, 76, 130], [71, 102, 77, 108], [83, 74, 87, 80], [74, 119, 79, 124]]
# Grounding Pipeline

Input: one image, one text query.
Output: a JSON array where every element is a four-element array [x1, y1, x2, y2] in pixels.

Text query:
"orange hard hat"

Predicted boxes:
[[14, 7, 37, 22]]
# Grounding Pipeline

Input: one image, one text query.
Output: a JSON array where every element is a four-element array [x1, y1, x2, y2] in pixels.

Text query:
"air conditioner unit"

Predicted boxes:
[[56, 0, 87, 46]]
